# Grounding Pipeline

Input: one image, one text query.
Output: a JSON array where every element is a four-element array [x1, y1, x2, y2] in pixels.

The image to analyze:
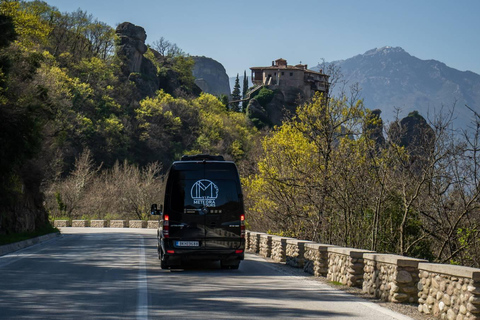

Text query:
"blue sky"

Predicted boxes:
[[40, 0, 480, 78]]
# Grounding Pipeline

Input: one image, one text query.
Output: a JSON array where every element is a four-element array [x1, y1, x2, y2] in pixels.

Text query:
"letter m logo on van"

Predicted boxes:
[[191, 179, 219, 207]]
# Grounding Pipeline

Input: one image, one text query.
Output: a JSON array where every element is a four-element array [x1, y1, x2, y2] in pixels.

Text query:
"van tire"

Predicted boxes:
[[160, 258, 169, 269]]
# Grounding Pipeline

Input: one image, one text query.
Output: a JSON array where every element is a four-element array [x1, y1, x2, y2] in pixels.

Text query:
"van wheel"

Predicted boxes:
[[160, 257, 169, 269]]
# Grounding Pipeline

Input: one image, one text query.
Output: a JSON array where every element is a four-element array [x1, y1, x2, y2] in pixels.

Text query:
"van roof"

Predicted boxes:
[[180, 154, 225, 162]]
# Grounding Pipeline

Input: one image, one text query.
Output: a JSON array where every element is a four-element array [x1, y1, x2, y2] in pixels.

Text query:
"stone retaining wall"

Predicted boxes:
[[418, 263, 480, 320], [363, 254, 426, 303], [327, 247, 374, 288]]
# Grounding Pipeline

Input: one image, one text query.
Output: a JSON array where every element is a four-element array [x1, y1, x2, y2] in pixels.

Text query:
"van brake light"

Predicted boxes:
[[163, 214, 170, 238], [240, 214, 245, 238]]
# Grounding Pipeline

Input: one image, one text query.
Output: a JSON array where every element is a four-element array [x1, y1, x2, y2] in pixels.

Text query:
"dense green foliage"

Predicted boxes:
[[0, 0, 257, 235], [252, 87, 274, 107]]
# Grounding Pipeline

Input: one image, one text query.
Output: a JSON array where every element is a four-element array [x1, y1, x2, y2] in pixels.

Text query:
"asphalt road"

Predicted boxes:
[[0, 228, 414, 320]]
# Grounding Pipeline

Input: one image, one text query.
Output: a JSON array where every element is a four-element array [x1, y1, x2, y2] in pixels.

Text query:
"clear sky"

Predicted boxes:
[[39, 0, 480, 78]]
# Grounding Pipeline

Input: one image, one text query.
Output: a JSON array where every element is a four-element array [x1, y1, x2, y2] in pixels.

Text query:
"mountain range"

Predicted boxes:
[[310, 47, 480, 128]]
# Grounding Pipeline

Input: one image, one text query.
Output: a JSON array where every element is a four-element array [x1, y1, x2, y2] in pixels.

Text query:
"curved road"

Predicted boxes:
[[0, 228, 413, 320]]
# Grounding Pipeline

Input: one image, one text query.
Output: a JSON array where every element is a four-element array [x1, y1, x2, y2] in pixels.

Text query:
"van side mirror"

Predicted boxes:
[[151, 204, 162, 215]]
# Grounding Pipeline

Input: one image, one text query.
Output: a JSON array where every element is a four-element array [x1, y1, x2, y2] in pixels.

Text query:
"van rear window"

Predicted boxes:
[[169, 170, 241, 212]]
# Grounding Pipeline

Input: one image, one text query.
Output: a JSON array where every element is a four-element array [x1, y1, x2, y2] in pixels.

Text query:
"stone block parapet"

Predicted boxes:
[[363, 253, 426, 303], [245, 231, 251, 251], [259, 234, 273, 258], [90, 220, 106, 228], [147, 220, 159, 229], [129, 220, 147, 228], [418, 263, 480, 320], [247, 232, 262, 254], [271, 236, 292, 263], [54, 220, 70, 228], [327, 247, 374, 288], [304, 243, 337, 277], [286, 239, 313, 268], [109, 220, 126, 228], [72, 220, 88, 227]]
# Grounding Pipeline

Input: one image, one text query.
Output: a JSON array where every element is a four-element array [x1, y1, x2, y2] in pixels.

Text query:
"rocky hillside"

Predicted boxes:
[[192, 56, 231, 97], [312, 47, 480, 128]]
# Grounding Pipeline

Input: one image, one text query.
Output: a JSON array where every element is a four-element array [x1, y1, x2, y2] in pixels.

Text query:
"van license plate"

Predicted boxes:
[[175, 241, 199, 247]]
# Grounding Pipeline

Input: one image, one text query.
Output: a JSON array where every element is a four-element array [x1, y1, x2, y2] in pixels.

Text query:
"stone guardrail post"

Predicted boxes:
[[129, 220, 147, 228], [304, 243, 337, 277], [327, 247, 374, 288], [363, 253, 426, 303], [54, 220, 71, 228], [245, 231, 251, 251], [286, 239, 313, 268], [271, 236, 292, 263], [418, 263, 480, 320], [247, 232, 262, 254], [147, 220, 159, 229], [109, 220, 126, 228], [259, 234, 273, 258], [90, 220, 106, 228], [72, 220, 89, 227]]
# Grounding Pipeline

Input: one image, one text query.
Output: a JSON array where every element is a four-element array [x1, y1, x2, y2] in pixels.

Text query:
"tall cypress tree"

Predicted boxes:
[[242, 70, 249, 112], [231, 73, 241, 112], [242, 70, 248, 98]]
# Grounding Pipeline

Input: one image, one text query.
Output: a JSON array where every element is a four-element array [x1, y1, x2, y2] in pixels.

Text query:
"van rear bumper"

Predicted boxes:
[[162, 246, 244, 262]]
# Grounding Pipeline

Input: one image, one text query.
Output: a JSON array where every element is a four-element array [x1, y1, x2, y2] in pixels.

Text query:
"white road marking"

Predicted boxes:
[[137, 236, 148, 320]]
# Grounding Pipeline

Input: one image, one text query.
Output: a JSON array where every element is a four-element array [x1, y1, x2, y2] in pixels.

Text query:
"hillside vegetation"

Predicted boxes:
[[1, 1, 480, 268]]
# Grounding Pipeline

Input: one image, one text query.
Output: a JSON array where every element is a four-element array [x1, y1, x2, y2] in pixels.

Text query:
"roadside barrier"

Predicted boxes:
[[245, 230, 480, 320]]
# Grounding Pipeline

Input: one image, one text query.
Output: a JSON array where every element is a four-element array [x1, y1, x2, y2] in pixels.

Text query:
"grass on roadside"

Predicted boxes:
[[0, 224, 59, 246]]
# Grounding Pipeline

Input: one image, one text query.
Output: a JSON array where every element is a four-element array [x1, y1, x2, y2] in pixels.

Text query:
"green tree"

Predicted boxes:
[[231, 73, 241, 112], [242, 70, 249, 112]]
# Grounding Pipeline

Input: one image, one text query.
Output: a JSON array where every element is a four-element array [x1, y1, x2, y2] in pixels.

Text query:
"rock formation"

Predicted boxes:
[[192, 56, 231, 97], [115, 22, 158, 98]]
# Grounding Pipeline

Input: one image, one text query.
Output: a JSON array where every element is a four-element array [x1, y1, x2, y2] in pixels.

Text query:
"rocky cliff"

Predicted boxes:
[[192, 56, 231, 97], [115, 22, 159, 98]]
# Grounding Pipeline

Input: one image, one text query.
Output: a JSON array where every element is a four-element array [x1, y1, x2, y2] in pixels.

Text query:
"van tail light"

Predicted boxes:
[[235, 249, 244, 254], [163, 214, 170, 238], [240, 214, 245, 238]]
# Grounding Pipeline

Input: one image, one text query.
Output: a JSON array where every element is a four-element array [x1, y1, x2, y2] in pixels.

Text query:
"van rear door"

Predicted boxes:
[[202, 163, 244, 250]]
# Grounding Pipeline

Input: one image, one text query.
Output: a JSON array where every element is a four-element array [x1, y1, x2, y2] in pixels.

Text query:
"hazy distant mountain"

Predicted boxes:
[[311, 47, 480, 128]]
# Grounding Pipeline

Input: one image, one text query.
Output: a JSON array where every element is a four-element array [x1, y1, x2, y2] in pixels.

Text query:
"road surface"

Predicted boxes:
[[0, 228, 414, 319]]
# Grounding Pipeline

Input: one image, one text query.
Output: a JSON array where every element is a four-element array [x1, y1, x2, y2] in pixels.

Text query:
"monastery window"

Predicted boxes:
[[281, 72, 284, 76], [290, 72, 293, 76]]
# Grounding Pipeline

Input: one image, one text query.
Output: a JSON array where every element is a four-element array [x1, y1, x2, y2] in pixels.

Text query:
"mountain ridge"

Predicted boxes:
[[311, 46, 480, 128]]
